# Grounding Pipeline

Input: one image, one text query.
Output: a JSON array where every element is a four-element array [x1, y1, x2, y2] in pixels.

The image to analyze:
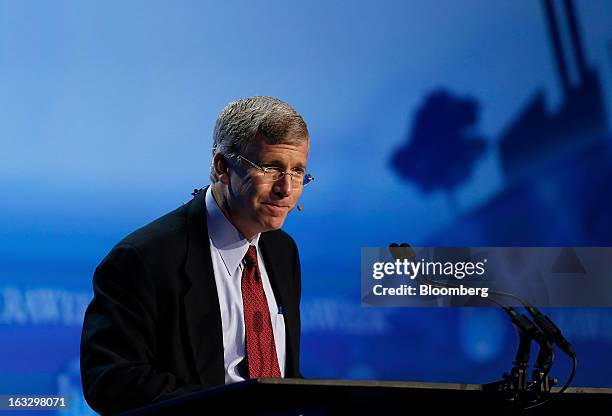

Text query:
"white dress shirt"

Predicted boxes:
[[204, 187, 286, 384]]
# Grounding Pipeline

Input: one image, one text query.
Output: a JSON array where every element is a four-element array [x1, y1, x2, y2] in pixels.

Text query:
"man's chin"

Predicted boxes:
[[260, 216, 287, 232]]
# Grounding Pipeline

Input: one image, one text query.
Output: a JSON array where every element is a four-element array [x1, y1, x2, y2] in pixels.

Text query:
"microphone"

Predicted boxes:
[[387, 243, 571, 408], [297, 204, 303, 211], [390, 243, 572, 357], [524, 306, 575, 358], [390, 243, 553, 358]]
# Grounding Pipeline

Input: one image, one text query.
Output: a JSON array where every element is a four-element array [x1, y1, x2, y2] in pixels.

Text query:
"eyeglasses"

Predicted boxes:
[[233, 154, 314, 186]]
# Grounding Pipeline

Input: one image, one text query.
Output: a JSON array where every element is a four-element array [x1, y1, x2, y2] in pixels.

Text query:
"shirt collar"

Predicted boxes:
[[205, 186, 260, 276]]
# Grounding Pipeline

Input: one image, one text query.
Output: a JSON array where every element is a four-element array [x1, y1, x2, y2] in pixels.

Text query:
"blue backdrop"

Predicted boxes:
[[1, 1, 612, 414]]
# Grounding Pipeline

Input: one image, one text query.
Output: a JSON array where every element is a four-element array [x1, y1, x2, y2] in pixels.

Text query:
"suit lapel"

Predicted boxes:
[[182, 188, 225, 386]]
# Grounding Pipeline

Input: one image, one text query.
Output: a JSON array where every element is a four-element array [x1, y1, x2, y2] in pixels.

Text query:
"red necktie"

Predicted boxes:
[[241, 246, 281, 378]]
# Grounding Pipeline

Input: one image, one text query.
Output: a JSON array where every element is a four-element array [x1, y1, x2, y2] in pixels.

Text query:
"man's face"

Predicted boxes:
[[224, 133, 309, 239]]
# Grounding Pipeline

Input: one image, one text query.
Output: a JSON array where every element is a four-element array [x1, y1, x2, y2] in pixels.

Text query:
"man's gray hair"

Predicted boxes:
[[210, 96, 309, 181]]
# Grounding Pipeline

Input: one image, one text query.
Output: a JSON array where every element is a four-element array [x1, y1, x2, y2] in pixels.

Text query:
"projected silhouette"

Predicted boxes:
[[386, 1, 612, 388], [390, 90, 487, 199], [393, 0, 612, 246], [499, 0, 608, 183]]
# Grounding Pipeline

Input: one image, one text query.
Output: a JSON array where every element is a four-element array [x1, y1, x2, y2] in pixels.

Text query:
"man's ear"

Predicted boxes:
[[213, 153, 230, 185]]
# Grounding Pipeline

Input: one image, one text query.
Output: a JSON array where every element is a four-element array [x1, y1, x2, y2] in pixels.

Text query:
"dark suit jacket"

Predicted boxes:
[[80, 188, 302, 415]]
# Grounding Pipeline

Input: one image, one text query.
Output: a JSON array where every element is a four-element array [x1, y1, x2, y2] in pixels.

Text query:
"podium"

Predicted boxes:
[[122, 378, 612, 415]]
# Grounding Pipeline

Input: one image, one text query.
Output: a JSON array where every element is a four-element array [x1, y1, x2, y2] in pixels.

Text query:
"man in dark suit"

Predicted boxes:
[[80, 96, 313, 415]]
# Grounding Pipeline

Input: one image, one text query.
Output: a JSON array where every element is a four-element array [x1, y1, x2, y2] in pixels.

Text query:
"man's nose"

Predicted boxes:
[[273, 173, 293, 197]]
